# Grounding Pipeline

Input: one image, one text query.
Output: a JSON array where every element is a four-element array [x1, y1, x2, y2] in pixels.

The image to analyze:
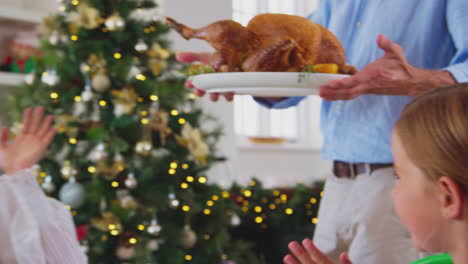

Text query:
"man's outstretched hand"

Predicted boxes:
[[176, 52, 234, 102], [0, 107, 56, 175]]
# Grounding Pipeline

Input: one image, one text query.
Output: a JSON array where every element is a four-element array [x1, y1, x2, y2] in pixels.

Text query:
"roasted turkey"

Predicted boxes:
[[166, 13, 356, 74]]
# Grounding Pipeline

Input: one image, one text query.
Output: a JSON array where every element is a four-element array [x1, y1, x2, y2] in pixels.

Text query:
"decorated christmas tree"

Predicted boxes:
[[8, 0, 261, 263]]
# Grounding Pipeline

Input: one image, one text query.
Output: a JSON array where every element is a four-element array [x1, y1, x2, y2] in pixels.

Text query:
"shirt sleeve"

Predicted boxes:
[[443, 0, 468, 82], [0, 167, 87, 264]]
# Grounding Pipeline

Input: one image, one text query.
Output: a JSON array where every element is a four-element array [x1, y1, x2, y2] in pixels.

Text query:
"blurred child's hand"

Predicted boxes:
[[0, 107, 56, 175], [283, 239, 352, 264]]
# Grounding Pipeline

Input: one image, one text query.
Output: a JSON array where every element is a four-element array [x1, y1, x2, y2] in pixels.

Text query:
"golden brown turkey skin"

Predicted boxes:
[[166, 14, 356, 74]]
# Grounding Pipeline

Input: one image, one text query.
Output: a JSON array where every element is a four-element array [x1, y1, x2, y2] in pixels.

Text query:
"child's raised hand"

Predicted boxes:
[[0, 107, 56, 175], [283, 239, 352, 264]]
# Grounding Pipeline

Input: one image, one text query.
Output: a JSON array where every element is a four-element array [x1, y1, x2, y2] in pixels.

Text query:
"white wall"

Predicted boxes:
[[165, 0, 332, 188]]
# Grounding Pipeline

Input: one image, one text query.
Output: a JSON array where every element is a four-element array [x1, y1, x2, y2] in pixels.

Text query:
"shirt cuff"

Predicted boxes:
[[253, 96, 305, 109], [443, 63, 468, 83]]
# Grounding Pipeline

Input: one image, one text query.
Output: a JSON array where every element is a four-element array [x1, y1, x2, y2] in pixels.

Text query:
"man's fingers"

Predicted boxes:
[[289, 241, 315, 264], [283, 254, 301, 264], [185, 80, 195, 89], [224, 92, 234, 102], [176, 52, 212, 64], [21, 108, 33, 134], [29, 106, 45, 135], [195, 88, 206, 97], [0, 127, 9, 149], [377, 34, 403, 57], [339, 253, 352, 264], [210, 92, 219, 102], [327, 76, 359, 89], [37, 115, 54, 139]]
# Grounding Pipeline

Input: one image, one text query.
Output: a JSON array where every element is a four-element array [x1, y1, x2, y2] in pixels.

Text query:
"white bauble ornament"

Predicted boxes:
[[168, 192, 179, 209], [91, 73, 111, 92], [134, 39, 148, 53], [114, 103, 126, 117], [230, 213, 241, 227], [116, 246, 134, 260], [41, 175, 56, 194], [180, 225, 197, 249], [61, 162, 77, 180], [89, 143, 107, 161], [146, 239, 160, 251], [105, 14, 125, 31], [135, 141, 153, 157], [59, 177, 85, 209], [147, 218, 162, 236], [49, 31, 60, 45], [24, 73, 35, 85], [124, 173, 138, 189]]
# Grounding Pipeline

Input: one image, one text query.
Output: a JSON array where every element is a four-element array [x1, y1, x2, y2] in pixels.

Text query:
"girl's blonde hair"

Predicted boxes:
[[394, 83, 468, 194]]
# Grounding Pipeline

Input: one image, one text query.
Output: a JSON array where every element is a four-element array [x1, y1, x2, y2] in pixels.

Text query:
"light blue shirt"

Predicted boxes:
[[256, 0, 468, 163]]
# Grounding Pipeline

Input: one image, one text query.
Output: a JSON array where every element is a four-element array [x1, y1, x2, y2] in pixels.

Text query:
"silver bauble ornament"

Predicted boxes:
[[180, 225, 197, 249], [89, 143, 107, 161], [147, 218, 162, 236], [146, 239, 160, 251], [59, 177, 85, 209], [168, 192, 179, 209], [230, 213, 241, 227], [116, 246, 134, 260], [49, 31, 60, 45], [91, 73, 111, 92], [61, 161, 77, 180], [135, 140, 153, 156], [134, 39, 148, 53], [124, 173, 138, 189], [41, 175, 56, 194], [105, 14, 125, 31]]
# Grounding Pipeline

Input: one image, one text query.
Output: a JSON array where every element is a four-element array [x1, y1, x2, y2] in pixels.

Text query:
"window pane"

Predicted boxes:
[[234, 96, 260, 137], [270, 107, 297, 139]]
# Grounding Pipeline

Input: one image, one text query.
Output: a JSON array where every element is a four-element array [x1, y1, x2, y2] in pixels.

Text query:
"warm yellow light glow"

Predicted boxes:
[[212, 195, 219, 201], [110, 230, 119, 236], [69, 138, 77, 144], [70, 35, 79, 41], [168, 169, 176, 175], [150, 95, 159, 101], [188, 93, 197, 100], [198, 177, 207, 184], [178, 118, 186, 125], [254, 206, 262, 213], [269, 204, 276, 210], [108, 224, 116, 230], [185, 255, 192, 261], [310, 198, 317, 204], [141, 118, 149, 125], [312, 218, 318, 224], [129, 238, 137, 244], [222, 191, 230, 198], [88, 166, 96, 173], [74, 96, 82, 102], [203, 209, 211, 215], [50, 92, 59, 99], [206, 200, 214, 207], [180, 183, 189, 189], [170, 110, 179, 116], [243, 190, 252, 197], [111, 181, 119, 188], [137, 224, 145, 231], [182, 205, 190, 212], [135, 74, 146, 81], [99, 100, 107, 106], [113, 52, 122, 59], [273, 190, 280, 196], [285, 208, 294, 215], [170, 162, 178, 169], [255, 217, 263, 223], [186, 176, 194, 182], [71, 0, 79, 5]]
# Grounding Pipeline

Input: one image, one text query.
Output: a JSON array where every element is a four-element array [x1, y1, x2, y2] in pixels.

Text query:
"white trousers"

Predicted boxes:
[[313, 167, 420, 264]]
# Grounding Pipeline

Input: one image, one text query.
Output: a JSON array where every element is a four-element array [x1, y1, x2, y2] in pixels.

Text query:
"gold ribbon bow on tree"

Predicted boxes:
[[175, 123, 209, 165]]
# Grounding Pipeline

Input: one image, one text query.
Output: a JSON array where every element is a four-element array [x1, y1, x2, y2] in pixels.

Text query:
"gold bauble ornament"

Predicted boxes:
[[105, 14, 125, 31], [91, 72, 111, 92], [180, 225, 197, 249], [135, 140, 153, 156]]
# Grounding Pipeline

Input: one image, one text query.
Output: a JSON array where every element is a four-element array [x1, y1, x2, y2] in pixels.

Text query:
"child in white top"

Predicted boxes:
[[0, 106, 87, 264]]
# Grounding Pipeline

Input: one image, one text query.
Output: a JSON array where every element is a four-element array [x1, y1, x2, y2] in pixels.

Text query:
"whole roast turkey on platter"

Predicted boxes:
[[166, 13, 356, 74]]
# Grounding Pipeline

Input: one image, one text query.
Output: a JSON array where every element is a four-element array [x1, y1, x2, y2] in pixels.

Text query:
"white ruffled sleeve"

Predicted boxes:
[[0, 167, 87, 264]]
